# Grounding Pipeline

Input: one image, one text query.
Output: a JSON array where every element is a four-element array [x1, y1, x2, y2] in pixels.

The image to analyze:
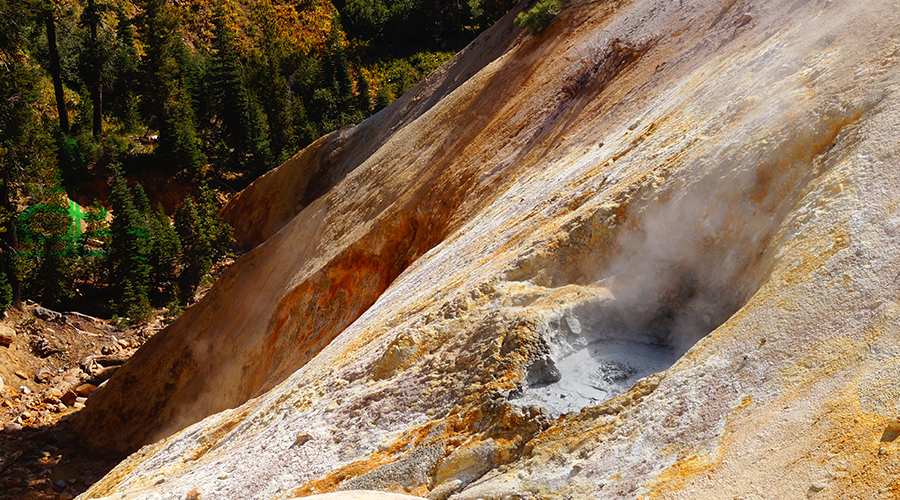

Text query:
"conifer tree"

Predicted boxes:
[[326, 28, 354, 109], [355, 64, 373, 113], [249, 0, 298, 164], [0, 267, 12, 310], [146, 203, 181, 294], [107, 167, 150, 320], [211, 11, 272, 177], [36, 236, 68, 307], [173, 196, 210, 304], [43, 6, 69, 134], [139, 0, 205, 177], [0, 0, 55, 307], [108, 8, 141, 132], [197, 184, 232, 264], [79, 0, 114, 138], [173, 182, 231, 304]]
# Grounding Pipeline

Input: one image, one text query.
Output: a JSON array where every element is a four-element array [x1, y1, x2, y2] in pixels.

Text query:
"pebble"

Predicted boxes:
[[0, 325, 14, 346], [20, 385, 31, 395], [58, 492, 74, 500], [810, 481, 826, 491], [60, 391, 77, 407], [75, 384, 97, 397], [186, 486, 203, 500], [5, 422, 23, 432], [15, 370, 28, 380], [35, 367, 54, 383]]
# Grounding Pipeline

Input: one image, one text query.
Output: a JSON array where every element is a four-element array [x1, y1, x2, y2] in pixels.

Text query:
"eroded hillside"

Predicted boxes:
[[75, 0, 900, 498]]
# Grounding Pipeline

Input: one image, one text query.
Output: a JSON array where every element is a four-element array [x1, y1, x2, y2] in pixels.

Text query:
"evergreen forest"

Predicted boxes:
[[0, 0, 517, 323]]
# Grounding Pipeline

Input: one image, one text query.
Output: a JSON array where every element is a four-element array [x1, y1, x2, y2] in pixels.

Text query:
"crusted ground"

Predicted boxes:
[[74, 0, 900, 499]]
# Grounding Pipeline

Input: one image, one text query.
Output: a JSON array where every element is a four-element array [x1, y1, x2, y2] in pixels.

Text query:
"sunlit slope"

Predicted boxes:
[[78, 0, 900, 499]]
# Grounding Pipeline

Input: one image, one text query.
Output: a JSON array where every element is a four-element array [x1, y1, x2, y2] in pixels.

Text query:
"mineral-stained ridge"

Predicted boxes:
[[76, 0, 900, 498]]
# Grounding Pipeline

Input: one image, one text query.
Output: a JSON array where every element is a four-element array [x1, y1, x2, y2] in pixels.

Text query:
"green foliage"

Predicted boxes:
[[106, 9, 142, 132], [17, 198, 75, 308], [356, 65, 373, 113], [173, 196, 209, 303], [0, 267, 12, 310], [146, 202, 181, 294], [210, 11, 273, 177], [107, 166, 151, 322], [160, 87, 206, 178], [139, 0, 206, 177], [514, 0, 561, 35], [0, 0, 514, 319], [173, 184, 231, 304]]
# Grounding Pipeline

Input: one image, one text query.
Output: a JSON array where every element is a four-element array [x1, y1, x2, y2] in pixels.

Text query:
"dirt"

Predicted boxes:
[[0, 303, 166, 500]]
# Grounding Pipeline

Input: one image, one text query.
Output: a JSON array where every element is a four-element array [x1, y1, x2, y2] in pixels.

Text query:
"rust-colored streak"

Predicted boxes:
[[249, 215, 436, 396]]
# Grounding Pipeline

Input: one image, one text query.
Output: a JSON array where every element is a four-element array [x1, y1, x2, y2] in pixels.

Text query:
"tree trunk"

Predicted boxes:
[[46, 14, 69, 134], [87, 0, 102, 138], [92, 79, 102, 138]]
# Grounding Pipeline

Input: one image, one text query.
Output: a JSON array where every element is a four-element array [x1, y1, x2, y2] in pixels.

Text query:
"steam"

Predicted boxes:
[[601, 174, 767, 355]]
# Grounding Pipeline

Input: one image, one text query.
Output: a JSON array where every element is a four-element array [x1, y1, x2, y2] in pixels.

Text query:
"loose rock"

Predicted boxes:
[[0, 325, 14, 346], [74, 384, 97, 398], [60, 391, 77, 407], [35, 367, 54, 384]]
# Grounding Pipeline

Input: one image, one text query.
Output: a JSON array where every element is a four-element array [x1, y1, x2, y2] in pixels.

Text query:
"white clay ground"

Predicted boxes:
[[512, 339, 679, 416]]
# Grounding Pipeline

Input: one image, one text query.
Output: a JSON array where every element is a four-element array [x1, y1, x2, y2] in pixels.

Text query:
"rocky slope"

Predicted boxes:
[[75, 0, 900, 498]]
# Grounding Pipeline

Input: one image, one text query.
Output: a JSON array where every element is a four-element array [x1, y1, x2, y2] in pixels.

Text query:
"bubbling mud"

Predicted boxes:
[[512, 338, 678, 416]]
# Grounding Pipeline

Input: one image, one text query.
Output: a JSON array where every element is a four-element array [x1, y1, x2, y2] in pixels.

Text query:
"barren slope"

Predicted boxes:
[[77, 0, 900, 499]]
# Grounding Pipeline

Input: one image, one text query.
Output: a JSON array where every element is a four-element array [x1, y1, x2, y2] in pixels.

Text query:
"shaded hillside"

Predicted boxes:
[[75, 0, 900, 499]]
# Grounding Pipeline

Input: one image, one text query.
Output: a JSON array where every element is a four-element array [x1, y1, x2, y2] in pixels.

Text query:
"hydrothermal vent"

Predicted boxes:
[[509, 282, 703, 416]]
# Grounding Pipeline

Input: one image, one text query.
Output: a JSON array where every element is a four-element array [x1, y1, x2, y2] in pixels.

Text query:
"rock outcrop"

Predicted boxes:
[[76, 0, 900, 499]]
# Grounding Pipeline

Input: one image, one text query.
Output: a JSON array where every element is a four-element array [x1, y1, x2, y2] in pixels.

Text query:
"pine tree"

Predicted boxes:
[[146, 203, 181, 295], [108, 8, 141, 132], [210, 11, 272, 177], [0, 267, 12, 310], [250, 0, 298, 164], [107, 167, 150, 321], [132, 183, 150, 214], [43, 6, 69, 134], [173, 182, 231, 304], [79, 0, 114, 138], [375, 84, 393, 112], [0, 0, 56, 307], [197, 184, 232, 264], [139, 0, 205, 177], [355, 64, 373, 114], [326, 28, 354, 109], [36, 236, 68, 307], [174, 196, 210, 304]]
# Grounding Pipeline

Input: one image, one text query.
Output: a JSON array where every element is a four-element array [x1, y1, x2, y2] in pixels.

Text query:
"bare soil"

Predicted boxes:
[[0, 304, 165, 500]]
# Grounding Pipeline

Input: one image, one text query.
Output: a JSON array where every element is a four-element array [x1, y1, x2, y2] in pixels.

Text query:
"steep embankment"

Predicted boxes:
[[78, 0, 900, 499]]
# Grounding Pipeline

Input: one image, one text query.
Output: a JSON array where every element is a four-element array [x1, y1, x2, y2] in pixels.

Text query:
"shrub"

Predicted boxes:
[[514, 0, 561, 35]]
